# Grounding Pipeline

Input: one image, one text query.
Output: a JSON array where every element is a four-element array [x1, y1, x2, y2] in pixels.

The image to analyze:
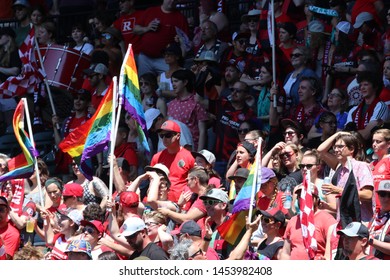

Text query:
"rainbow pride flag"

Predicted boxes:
[[59, 82, 114, 179], [119, 44, 149, 153], [218, 161, 261, 245], [0, 99, 37, 182], [217, 210, 249, 246]]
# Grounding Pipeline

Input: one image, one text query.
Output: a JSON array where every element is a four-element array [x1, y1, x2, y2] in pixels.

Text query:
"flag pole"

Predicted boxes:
[[22, 98, 44, 209], [33, 27, 59, 130], [248, 137, 262, 222], [108, 77, 118, 202], [271, 0, 277, 108], [116, 44, 131, 138]]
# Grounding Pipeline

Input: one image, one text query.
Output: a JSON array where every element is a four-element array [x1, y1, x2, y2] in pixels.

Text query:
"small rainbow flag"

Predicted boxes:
[[119, 44, 149, 153], [59, 82, 114, 179], [218, 161, 261, 245], [0, 99, 37, 182]]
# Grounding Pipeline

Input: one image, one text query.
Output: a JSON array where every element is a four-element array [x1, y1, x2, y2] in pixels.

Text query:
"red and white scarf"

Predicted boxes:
[[299, 173, 317, 259], [352, 97, 381, 130]]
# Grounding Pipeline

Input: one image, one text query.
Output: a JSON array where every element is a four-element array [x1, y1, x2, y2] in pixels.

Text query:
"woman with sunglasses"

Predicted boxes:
[[140, 72, 167, 117], [78, 219, 114, 259], [228, 209, 286, 260], [291, 150, 327, 215], [283, 46, 318, 109], [370, 129, 390, 211], [318, 131, 374, 222]]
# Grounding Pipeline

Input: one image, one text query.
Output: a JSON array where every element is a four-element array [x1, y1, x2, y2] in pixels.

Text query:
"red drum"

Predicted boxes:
[[37, 44, 90, 93]]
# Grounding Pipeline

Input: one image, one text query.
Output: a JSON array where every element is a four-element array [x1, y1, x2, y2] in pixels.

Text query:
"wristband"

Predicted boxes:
[[203, 236, 212, 242], [369, 238, 374, 245]]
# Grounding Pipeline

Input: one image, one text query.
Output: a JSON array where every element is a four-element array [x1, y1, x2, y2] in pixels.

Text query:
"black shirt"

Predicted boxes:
[[129, 242, 168, 260]]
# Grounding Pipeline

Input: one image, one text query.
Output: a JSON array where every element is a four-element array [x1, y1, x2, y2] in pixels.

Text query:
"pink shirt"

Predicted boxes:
[[336, 158, 374, 222]]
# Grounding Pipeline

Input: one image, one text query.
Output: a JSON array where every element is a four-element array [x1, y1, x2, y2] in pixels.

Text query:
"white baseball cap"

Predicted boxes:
[[144, 108, 161, 130], [121, 217, 146, 237]]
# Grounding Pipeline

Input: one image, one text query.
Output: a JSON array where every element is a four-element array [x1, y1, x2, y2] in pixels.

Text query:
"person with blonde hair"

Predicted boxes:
[[370, 128, 390, 210]]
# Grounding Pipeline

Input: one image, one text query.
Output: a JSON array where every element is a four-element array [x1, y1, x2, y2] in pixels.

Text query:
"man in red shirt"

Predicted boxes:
[[133, 0, 189, 76], [112, 0, 143, 56], [150, 120, 195, 202], [0, 196, 20, 259]]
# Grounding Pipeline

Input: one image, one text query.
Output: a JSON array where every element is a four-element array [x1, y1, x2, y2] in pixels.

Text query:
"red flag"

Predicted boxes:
[[299, 173, 317, 259], [0, 27, 45, 98]]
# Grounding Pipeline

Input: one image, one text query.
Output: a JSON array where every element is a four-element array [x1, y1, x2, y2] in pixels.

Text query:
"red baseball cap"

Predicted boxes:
[[80, 219, 105, 234], [119, 191, 139, 208], [157, 120, 181, 133], [63, 183, 83, 197]]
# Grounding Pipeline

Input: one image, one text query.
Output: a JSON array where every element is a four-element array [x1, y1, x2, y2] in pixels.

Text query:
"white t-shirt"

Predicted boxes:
[[74, 43, 94, 56]]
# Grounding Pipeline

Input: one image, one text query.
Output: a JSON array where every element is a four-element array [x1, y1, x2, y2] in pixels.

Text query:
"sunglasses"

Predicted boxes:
[[84, 226, 96, 235], [0, 206, 8, 213], [290, 53, 303, 59], [283, 131, 296, 137], [159, 132, 176, 139], [248, 18, 259, 23], [279, 151, 294, 159], [189, 248, 203, 258], [299, 164, 316, 169], [261, 216, 274, 224], [101, 33, 112, 40], [238, 128, 250, 135], [378, 192, 390, 198], [203, 200, 221, 206]]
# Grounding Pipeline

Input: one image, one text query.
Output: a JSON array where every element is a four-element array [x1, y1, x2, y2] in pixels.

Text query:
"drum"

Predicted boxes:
[[37, 44, 91, 93]]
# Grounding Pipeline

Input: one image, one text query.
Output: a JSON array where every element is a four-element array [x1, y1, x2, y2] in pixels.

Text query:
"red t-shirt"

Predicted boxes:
[[113, 11, 144, 55], [151, 147, 195, 202], [371, 157, 390, 211], [114, 142, 138, 167], [284, 210, 336, 259], [0, 223, 20, 258], [137, 6, 189, 58]]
